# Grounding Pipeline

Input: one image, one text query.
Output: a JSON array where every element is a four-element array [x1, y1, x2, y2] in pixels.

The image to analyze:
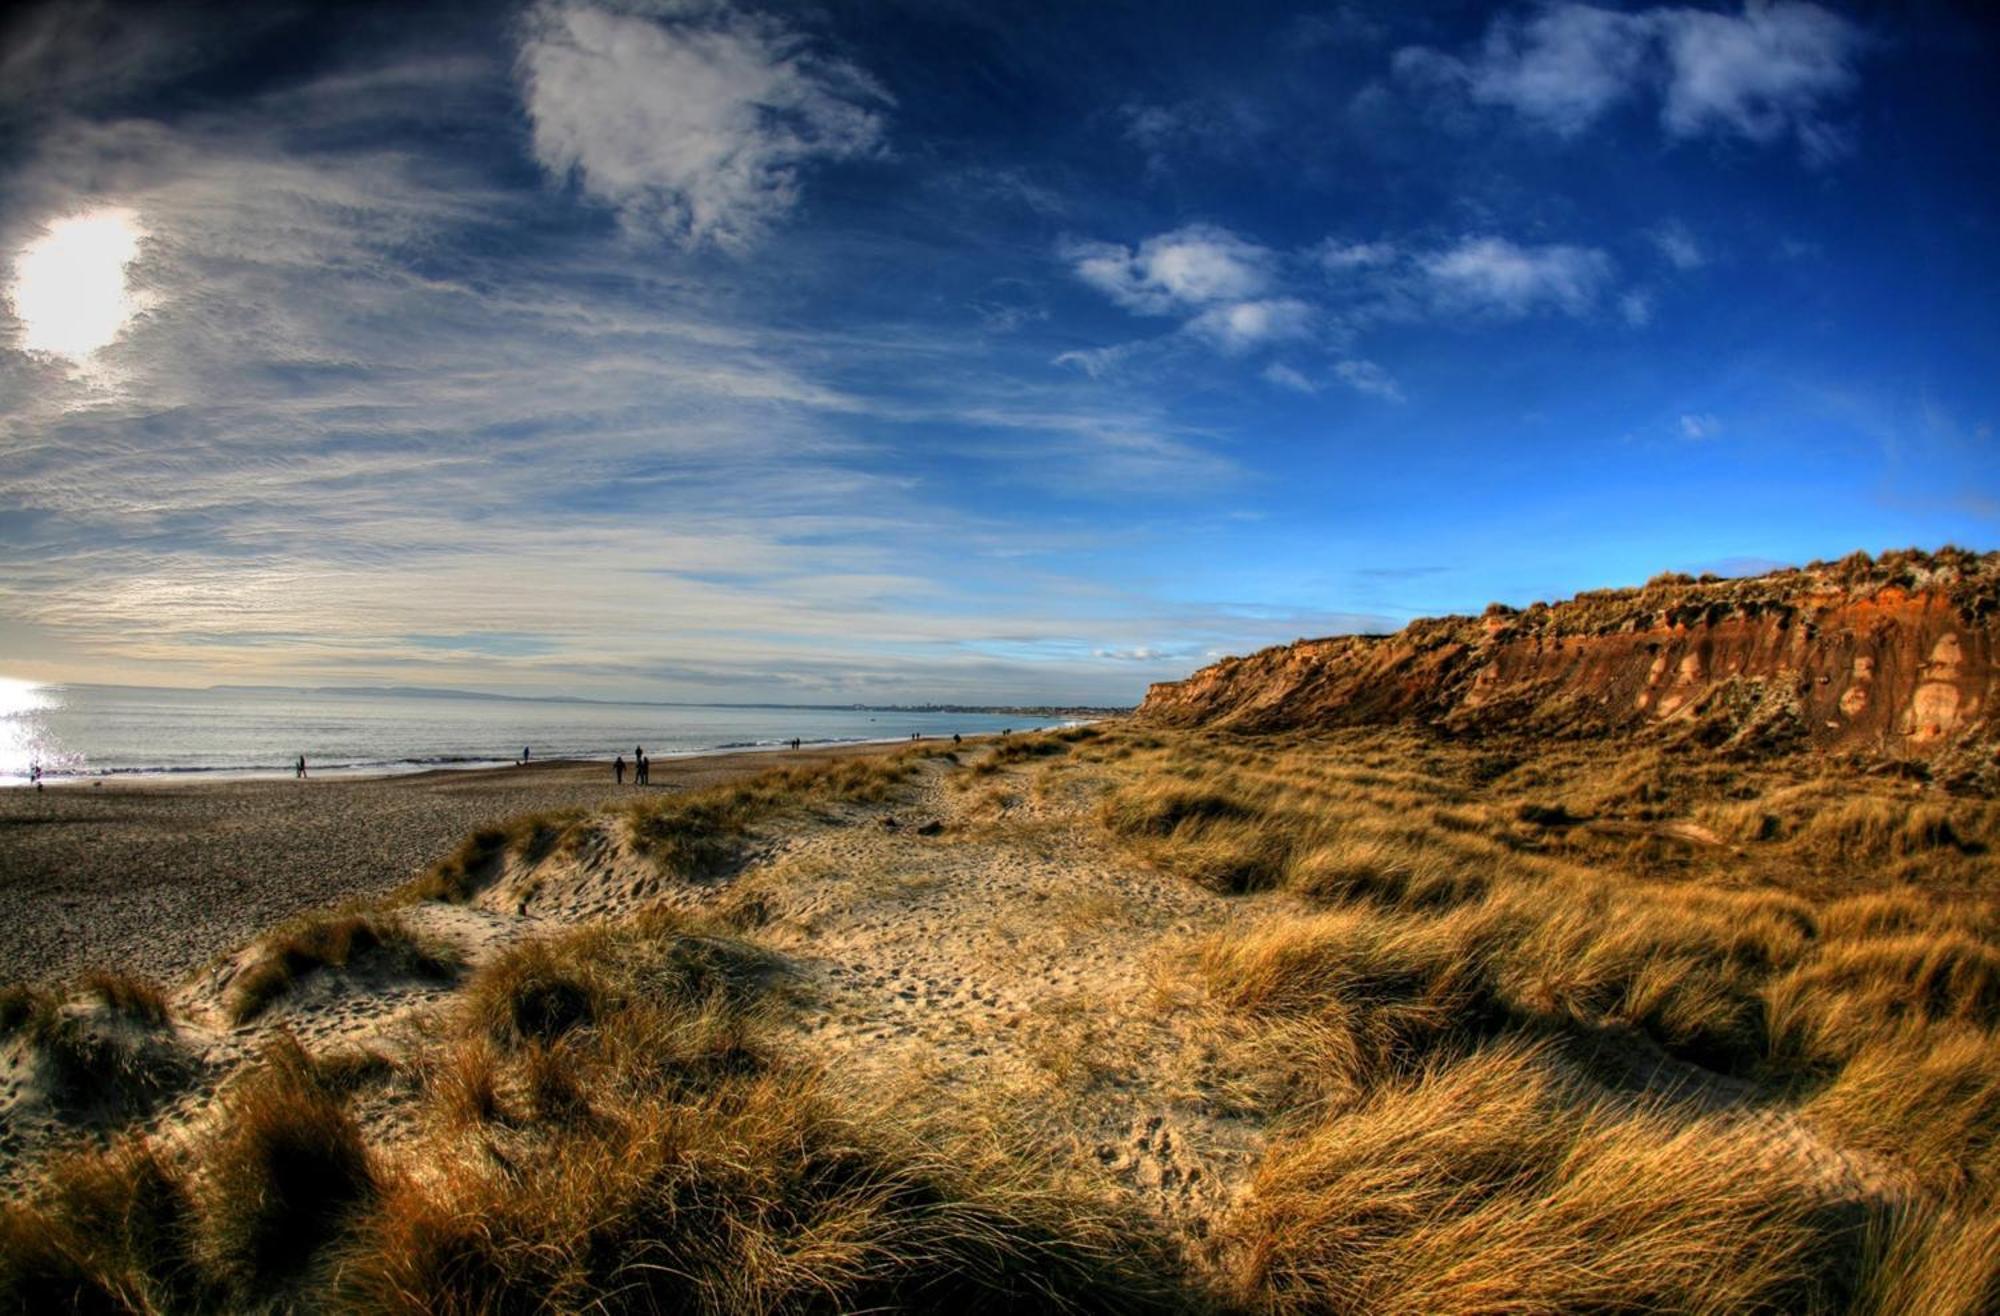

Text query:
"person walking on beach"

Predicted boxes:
[[295, 754, 307, 779], [639, 753, 650, 785], [522, 746, 531, 765], [614, 754, 625, 784], [29, 760, 42, 792]]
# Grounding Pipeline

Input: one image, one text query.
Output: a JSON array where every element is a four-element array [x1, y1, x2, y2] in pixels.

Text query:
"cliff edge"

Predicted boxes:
[[1139, 548, 1999, 764]]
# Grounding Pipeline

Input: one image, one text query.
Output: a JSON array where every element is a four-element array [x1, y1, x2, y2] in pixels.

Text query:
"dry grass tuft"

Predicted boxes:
[[1855, 1200, 2000, 1316], [0, 977, 189, 1115], [229, 909, 462, 1024], [1223, 1042, 1858, 1315], [0, 1139, 203, 1314], [78, 971, 171, 1027], [202, 1036, 379, 1291]]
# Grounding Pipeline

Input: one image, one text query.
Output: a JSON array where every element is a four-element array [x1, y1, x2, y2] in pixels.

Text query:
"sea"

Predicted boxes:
[[0, 682, 1074, 785]]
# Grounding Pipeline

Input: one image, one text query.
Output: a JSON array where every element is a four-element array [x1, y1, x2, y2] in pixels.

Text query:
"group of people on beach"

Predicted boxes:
[[615, 745, 650, 785]]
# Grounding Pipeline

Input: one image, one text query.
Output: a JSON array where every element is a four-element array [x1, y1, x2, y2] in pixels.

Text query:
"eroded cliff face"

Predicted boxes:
[[1140, 550, 2000, 760]]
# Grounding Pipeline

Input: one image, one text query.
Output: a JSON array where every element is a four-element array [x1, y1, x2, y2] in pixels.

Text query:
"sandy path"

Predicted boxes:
[[725, 767, 1269, 1225]]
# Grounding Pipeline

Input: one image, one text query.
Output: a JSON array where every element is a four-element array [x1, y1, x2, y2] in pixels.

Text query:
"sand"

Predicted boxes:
[[0, 742, 913, 986]]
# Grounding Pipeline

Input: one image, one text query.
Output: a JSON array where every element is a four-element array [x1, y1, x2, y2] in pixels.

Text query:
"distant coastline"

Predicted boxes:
[[179, 684, 1131, 719]]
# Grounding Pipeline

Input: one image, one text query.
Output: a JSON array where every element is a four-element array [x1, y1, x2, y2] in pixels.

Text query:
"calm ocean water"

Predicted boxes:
[[0, 683, 1070, 784]]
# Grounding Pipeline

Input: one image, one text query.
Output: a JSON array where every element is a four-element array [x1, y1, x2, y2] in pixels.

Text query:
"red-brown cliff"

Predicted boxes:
[[1139, 549, 1999, 762]]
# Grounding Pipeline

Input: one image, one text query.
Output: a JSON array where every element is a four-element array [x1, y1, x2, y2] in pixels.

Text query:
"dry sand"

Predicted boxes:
[[0, 742, 914, 986]]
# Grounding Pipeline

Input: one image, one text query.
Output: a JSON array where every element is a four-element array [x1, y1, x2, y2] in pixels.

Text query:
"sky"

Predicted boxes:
[[0, 0, 1995, 706]]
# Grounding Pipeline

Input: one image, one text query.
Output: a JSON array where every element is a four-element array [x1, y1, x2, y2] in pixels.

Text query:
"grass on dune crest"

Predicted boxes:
[[400, 750, 935, 905], [228, 908, 463, 1024], [0, 973, 190, 1116]]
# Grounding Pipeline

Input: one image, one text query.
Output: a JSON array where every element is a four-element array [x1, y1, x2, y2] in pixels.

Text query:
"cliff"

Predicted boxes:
[[1140, 548, 2000, 761]]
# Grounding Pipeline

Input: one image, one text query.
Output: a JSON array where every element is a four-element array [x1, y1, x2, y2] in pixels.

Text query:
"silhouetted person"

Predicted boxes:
[[522, 745, 531, 765], [639, 753, 650, 785], [614, 755, 625, 784], [296, 754, 307, 779], [29, 761, 42, 792], [953, 733, 962, 746]]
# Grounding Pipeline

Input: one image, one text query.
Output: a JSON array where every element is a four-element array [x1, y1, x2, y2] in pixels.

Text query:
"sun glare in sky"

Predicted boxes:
[[9, 208, 147, 362]]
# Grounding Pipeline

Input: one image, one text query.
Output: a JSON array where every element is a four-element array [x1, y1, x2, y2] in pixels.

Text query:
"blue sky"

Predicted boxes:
[[0, 0, 1994, 704]]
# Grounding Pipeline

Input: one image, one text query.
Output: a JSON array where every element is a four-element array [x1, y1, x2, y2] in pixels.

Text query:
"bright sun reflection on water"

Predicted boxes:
[[0, 677, 64, 782], [9, 208, 147, 362]]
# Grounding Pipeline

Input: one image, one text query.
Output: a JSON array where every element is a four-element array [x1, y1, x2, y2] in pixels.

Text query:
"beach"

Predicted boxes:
[[0, 742, 913, 986]]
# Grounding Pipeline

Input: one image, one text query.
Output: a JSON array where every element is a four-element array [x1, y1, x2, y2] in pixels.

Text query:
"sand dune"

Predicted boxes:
[[2, 725, 1994, 1311]]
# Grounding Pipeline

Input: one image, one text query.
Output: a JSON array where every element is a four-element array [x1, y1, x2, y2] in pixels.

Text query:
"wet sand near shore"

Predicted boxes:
[[0, 741, 918, 986]]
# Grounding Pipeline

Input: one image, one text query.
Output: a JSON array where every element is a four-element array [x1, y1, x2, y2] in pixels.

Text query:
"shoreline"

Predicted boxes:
[[3, 727, 1037, 790], [0, 737, 948, 987]]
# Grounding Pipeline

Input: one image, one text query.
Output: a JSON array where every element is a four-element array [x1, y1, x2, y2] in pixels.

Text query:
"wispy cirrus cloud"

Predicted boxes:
[[0, 33, 1272, 705]]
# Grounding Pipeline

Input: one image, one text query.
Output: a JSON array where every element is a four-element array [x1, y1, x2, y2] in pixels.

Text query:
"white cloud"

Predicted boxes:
[[1259, 358, 1403, 402], [1653, 2, 1860, 158], [1399, 3, 1652, 136], [1649, 221, 1705, 270], [517, 0, 888, 249], [1185, 297, 1313, 353], [1396, 2, 1863, 159], [1316, 238, 1398, 270], [1262, 362, 1318, 394], [1619, 289, 1656, 326], [1420, 236, 1612, 318], [1052, 342, 1140, 378], [1065, 223, 1276, 315], [1680, 412, 1722, 440], [1333, 358, 1405, 402]]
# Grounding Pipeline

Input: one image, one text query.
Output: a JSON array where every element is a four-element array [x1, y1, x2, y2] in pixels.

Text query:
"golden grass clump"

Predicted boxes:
[[229, 909, 463, 1024], [0, 1139, 204, 1314], [406, 807, 598, 904], [201, 1037, 380, 1292], [1222, 1042, 1855, 1315], [343, 1068, 1183, 1315], [0, 977, 190, 1115], [1765, 932, 2000, 1070], [462, 905, 778, 1051], [1098, 779, 1287, 893], [1854, 1201, 2000, 1316], [1802, 1024, 2000, 1198]]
